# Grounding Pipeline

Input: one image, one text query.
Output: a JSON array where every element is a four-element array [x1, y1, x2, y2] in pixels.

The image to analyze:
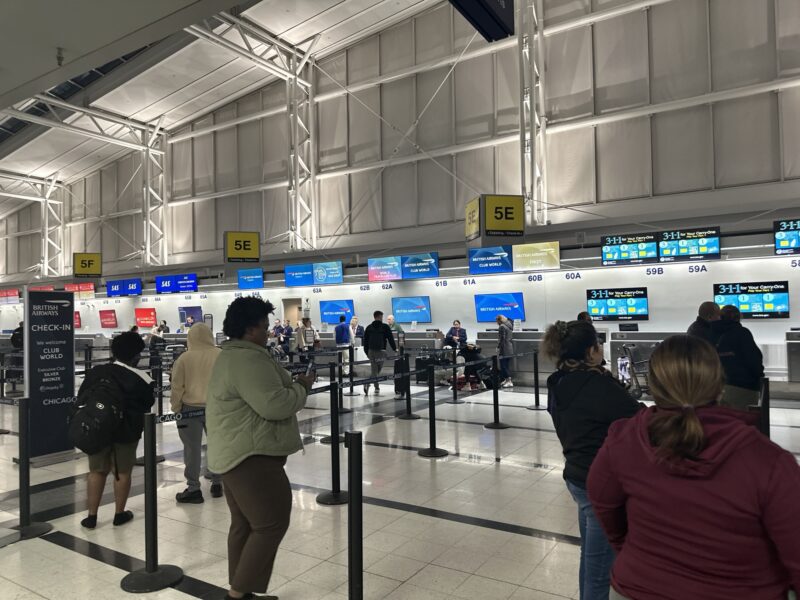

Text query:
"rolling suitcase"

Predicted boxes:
[[415, 355, 435, 384]]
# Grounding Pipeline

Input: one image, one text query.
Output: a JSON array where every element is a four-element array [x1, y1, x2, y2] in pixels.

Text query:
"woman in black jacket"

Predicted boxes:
[[542, 320, 641, 600]]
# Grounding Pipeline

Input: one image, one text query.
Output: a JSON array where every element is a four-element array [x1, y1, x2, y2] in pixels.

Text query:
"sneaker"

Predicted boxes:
[[394, 393, 403, 400], [210, 483, 223, 498], [374, 385, 380, 394], [501, 379, 513, 388], [363, 384, 370, 395], [480, 381, 487, 390], [176, 489, 204, 504]]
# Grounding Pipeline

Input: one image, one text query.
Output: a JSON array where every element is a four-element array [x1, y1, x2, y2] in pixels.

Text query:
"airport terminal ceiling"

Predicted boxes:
[[1, 0, 800, 282]]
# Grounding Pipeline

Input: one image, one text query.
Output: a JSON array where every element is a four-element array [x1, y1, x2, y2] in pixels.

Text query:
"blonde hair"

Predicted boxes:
[[647, 335, 723, 461]]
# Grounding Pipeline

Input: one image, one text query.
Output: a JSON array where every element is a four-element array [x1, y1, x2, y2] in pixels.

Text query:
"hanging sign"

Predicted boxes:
[[24, 289, 76, 458], [224, 231, 260, 263], [484, 195, 524, 236], [73, 253, 102, 278], [465, 197, 481, 241]]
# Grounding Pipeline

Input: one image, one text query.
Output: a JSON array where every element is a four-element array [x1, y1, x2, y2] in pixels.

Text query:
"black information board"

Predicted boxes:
[[25, 290, 76, 458]]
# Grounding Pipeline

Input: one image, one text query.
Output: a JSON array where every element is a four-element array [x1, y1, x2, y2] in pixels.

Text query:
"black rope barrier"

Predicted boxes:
[[485, 356, 510, 430], [316, 380, 349, 506], [321, 363, 345, 445], [418, 365, 448, 459]]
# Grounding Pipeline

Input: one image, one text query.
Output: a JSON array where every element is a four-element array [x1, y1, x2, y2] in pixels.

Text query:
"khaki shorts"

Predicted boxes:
[[88, 441, 138, 475]]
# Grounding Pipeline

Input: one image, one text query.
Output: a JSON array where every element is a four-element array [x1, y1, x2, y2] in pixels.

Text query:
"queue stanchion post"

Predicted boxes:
[[337, 351, 352, 414], [447, 347, 464, 405], [527, 350, 542, 411], [317, 381, 349, 506], [0, 355, 9, 434], [121, 413, 184, 592], [136, 385, 166, 466], [418, 365, 448, 458], [321, 363, 345, 445], [343, 345, 358, 396], [485, 356, 510, 430], [345, 430, 364, 600], [398, 354, 419, 421], [12, 397, 52, 539]]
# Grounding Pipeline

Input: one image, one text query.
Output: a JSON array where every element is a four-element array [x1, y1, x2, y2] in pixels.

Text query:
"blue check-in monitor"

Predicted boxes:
[[587, 288, 649, 321], [319, 299, 355, 324], [601, 234, 658, 266], [237, 268, 263, 290], [391, 296, 432, 323], [714, 281, 790, 319], [106, 278, 142, 297], [468, 246, 513, 275], [658, 227, 720, 262], [473, 292, 525, 322], [774, 219, 800, 255]]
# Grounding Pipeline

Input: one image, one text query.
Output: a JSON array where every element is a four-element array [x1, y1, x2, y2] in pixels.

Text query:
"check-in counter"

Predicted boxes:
[[788, 331, 800, 383], [474, 329, 544, 387], [609, 331, 680, 377], [317, 331, 336, 349]]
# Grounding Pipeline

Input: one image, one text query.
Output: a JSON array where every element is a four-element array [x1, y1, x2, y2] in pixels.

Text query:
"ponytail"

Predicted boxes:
[[646, 335, 723, 461]]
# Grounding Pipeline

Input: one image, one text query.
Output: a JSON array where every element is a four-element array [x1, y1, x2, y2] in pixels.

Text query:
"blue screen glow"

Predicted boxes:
[[319, 299, 355, 324], [237, 268, 264, 290], [468, 246, 513, 275], [401, 252, 439, 279], [658, 227, 720, 262], [106, 278, 142, 297], [156, 273, 198, 294], [391, 296, 432, 323], [601, 234, 658, 266], [713, 281, 790, 319], [286, 261, 343, 286], [586, 288, 649, 321], [473, 292, 525, 322], [774, 220, 800, 255]]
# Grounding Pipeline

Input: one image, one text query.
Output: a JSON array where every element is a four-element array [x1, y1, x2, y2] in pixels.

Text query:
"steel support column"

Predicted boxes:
[[40, 182, 64, 278], [141, 132, 168, 266], [286, 58, 316, 250]]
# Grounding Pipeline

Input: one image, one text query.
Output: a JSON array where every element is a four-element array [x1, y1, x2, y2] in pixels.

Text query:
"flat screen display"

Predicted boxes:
[[586, 288, 649, 321], [601, 234, 658, 266], [179, 306, 204, 327], [106, 278, 142, 297], [156, 273, 198, 294], [512, 241, 560, 271], [658, 227, 720, 262], [401, 252, 439, 279], [774, 219, 800, 255], [368, 256, 402, 282], [285, 261, 344, 286], [713, 281, 790, 319], [468, 246, 513, 275], [319, 299, 355, 324], [284, 264, 313, 287], [391, 296, 432, 323], [474, 292, 526, 322], [237, 268, 263, 289]]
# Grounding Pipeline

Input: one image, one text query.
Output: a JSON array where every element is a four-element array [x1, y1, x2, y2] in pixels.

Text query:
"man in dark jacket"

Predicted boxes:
[[79, 331, 154, 529], [712, 305, 764, 410], [687, 301, 720, 344], [362, 311, 396, 395]]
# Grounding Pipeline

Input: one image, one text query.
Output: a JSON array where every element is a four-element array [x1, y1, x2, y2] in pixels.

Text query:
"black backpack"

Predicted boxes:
[[10, 329, 22, 349], [68, 376, 125, 455]]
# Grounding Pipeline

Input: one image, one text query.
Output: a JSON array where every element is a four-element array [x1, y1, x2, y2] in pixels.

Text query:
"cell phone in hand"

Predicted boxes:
[[305, 359, 316, 376]]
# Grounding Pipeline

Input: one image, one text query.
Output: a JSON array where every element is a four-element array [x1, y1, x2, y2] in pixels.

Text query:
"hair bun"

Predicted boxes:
[[555, 320, 569, 338]]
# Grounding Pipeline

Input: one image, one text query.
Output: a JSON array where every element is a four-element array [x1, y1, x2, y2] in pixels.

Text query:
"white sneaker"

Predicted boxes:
[[501, 379, 513, 388]]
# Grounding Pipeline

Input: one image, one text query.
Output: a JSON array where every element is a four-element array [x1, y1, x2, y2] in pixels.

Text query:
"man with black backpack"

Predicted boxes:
[[71, 331, 154, 529], [362, 310, 396, 395]]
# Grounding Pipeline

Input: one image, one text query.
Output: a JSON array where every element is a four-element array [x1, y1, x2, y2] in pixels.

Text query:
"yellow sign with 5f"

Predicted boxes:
[[224, 231, 260, 263], [485, 195, 524, 236], [73, 253, 102, 278], [465, 197, 480, 241]]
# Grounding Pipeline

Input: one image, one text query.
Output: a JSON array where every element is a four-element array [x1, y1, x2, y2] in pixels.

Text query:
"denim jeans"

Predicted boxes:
[[566, 479, 615, 600], [499, 356, 512, 380]]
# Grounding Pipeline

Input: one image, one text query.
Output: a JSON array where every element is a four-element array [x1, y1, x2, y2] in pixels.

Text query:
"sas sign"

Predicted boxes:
[[224, 231, 260, 263], [73, 253, 102, 278]]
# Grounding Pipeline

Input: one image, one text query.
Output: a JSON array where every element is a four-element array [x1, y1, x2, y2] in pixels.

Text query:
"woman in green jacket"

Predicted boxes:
[[207, 297, 315, 600]]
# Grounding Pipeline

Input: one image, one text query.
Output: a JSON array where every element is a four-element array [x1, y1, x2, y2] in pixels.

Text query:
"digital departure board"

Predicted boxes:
[[106, 278, 142, 297], [658, 227, 720, 262], [586, 288, 649, 321], [601, 234, 658, 266], [713, 281, 790, 319], [774, 219, 800, 255]]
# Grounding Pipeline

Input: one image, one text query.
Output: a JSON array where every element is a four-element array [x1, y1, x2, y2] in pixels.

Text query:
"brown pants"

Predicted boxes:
[[223, 455, 292, 593]]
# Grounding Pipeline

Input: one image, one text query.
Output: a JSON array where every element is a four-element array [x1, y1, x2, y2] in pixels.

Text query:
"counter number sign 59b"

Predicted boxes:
[[73, 253, 102, 278], [485, 195, 524, 237], [224, 231, 260, 263]]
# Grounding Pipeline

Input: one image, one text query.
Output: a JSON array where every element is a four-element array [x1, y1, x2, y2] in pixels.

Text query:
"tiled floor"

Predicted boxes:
[[0, 383, 798, 599]]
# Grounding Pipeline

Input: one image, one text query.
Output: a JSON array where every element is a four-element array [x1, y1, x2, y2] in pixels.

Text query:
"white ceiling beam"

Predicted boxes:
[[168, 105, 285, 143], [544, 0, 676, 36], [33, 94, 156, 133], [0, 169, 63, 188], [65, 208, 142, 227], [0, 189, 60, 204], [0, 108, 164, 154]]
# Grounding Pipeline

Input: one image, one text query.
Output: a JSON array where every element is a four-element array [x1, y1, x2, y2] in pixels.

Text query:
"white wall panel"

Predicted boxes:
[[171, 128, 192, 198], [348, 36, 379, 84], [264, 188, 289, 242], [546, 128, 595, 206], [238, 192, 262, 244], [415, 4, 451, 64], [652, 106, 712, 195], [778, 0, 800, 75], [418, 158, 454, 225], [417, 67, 453, 150], [649, 0, 708, 103], [495, 48, 519, 134], [545, 28, 593, 121], [170, 205, 193, 254], [214, 105, 238, 191], [237, 91, 262, 117], [597, 117, 651, 201], [594, 11, 648, 112], [117, 154, 141, 212], [455, 147, 493, 216], [781, 88, 800, 178], [381, 78, 415, 157], [349, 172, 381, 233], [192, 115, 215, 194], [544, 0, 589, 26], [237, 118, 261, 187], [193, 196, 216, 252], [453, 6, 487, 53], [0, 221, 5, 275], [263, 113, 289, 180], [380, 20, 413, 75], [495, 142, 521, 196], [101, 163, 117, 216], [318, 176, 349, 238], [85, 173, 101, 254], [215, 197, 239, 246], [710, 0, 776, 91], [318, 97, 348, 167], [262, 81, 285, 111], [348, 89, 381, 164], [6, 215, 17, 273], [316, 52, 346, 95], [714, 94, 780, 187], [455, 55, 493, 142], [382, 164, 417, 229]]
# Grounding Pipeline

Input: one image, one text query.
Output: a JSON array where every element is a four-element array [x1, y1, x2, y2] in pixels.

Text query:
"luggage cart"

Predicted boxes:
[[620, 343, 651, 399]]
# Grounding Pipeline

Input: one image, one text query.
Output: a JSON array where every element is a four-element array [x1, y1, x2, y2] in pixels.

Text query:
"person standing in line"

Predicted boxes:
[[687, 301, 721, 345], [207, 297, 314, 600], [78, 332, 155, 529], [496, 314, 515, 388], [445, 319, 467, 348], [711, 305, 764, 410], [296, 317, 319, 362], [350, 316, 364, 342], [148, 326, 166, 375], [362, 310, 396, 395], [272, 319, 284, 339], [588, 334, 800, 600], [171, 323, 223, 503], [542, 320, 641, 600], [334, 314, 352, 374]]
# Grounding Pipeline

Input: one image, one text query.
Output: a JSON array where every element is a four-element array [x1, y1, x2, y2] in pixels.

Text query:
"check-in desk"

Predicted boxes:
[[474, 329, 546, 387], [317, 331, 336, 349], [788, 331, 800, 383], [609, 331, 680, 377]]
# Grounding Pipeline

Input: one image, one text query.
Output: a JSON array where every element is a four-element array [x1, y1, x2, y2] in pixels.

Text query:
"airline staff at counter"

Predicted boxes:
[[445, 320, 467, 348]]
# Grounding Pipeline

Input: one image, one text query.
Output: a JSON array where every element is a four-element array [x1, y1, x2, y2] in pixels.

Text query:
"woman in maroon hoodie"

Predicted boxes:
[[588, 335, 800, 600]]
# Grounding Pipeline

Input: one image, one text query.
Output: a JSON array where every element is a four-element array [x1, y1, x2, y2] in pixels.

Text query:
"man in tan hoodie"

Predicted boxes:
[[170, 323, 222, 503]]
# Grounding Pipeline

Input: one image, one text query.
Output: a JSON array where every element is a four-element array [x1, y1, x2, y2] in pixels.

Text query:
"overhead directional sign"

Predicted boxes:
[[484, 195, 524, 236], [224, 231, 260, 263], [465, 197, 480, 241], [73, 253, 102, 278]]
